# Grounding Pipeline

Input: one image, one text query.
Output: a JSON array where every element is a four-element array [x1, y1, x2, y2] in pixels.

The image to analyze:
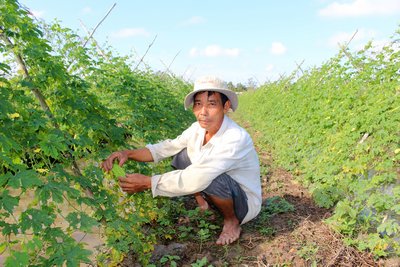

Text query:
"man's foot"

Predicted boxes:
[[216, 220, 241, 245]]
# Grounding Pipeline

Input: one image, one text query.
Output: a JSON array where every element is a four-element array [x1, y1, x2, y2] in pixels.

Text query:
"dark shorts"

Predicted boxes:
[[171, 148, 249, 223]]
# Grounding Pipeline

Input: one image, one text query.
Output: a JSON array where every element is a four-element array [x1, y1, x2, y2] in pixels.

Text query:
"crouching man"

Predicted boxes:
[[101, 76, 262, 245]]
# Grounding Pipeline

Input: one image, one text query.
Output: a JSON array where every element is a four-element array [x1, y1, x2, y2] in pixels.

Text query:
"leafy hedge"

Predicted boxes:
[[0, 0, 194, 265], [237, 29, 400, 257]]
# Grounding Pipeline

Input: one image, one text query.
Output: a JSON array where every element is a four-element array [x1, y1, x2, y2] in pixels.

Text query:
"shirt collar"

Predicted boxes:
[[207, 115, 229, 145]]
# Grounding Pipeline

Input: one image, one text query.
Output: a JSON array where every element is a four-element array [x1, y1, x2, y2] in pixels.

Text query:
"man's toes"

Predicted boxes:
[[216, 232, 239, 245]]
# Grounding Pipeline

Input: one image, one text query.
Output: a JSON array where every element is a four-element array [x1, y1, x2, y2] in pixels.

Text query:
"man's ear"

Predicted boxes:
[[224, 100, 231, 113]]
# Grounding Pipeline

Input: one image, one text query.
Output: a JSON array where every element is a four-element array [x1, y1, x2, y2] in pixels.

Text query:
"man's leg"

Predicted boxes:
[[194, 192, 209, 211], [171, 149, 209, 210], [172, 149, 249, 244], [203, 174, 248, 245], [206, 195, 240, 245]]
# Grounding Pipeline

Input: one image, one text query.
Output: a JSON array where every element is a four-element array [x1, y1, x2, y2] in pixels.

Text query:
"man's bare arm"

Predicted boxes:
[[101, 148, 153, 171]]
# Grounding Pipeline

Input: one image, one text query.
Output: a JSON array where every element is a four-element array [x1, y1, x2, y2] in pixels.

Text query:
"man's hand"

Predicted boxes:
[[101, 151, 129, 172], [119, 173, 151, 193], [101, 148, 154, 172]]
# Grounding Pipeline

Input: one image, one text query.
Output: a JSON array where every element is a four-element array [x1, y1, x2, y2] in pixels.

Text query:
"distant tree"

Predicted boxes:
[[227, 81, 235, 91], [246, 78, 258, 90], [236, 82, 247, 92]]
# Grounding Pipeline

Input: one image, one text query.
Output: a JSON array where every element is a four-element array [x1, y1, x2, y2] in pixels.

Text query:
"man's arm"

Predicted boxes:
[[101, 148, 154, 172]]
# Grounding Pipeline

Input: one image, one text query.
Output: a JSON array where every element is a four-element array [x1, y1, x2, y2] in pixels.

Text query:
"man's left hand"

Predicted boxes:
[[119, 174, 151, 193]]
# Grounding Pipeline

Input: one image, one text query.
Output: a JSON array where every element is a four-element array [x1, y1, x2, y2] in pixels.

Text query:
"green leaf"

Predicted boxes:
[[65, 245, 92, 267], [4, 251, 29, 267], [0, 221, 19, 236], [0, 190, 19, 213], [24, 236, 43, 253], [111, 163, 126, 178], [38, 133, 68, 159], [0, 173, 12, 187], [16, 170, 43, 189], [66, 212, 98, 231], [20, 208, 56, 234]]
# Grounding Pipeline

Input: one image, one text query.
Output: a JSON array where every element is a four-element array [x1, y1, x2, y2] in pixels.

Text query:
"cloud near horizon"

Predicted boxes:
[[270, 42, 287, 55], [265, 64, 274, 72], [81, 6, 92, 15], [183, 16, 206, 25], [189, 45, 240, 57], [319, 0, 400, 17], [111, 28, 150, 38]]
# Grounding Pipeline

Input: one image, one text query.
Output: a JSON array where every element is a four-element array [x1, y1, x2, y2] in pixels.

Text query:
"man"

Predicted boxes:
[[101, 76, 261, 245]]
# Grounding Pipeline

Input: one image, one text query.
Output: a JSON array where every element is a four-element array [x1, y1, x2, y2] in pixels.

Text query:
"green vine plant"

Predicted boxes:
[[0, 0, 193, 266], [236, 28, 400, 258]]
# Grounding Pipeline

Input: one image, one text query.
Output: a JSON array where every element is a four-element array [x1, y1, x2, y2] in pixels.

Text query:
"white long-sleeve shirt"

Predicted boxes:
[[146, 115, 262, 224]]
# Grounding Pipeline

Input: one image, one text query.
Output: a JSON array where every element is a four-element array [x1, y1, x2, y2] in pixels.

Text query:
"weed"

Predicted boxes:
[[297, 242, 319, 265], [264, 196, 295, 215], [191, 256, 213, 267], [160, 254, 181, 267]]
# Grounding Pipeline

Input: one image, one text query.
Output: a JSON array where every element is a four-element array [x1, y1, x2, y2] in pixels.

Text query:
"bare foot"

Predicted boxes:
[[195, 193, 209, 211], [216, 220, 241, 245]]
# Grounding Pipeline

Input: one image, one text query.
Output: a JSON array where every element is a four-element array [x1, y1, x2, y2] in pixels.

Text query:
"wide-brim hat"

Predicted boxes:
[[184, 76, 238, 111]]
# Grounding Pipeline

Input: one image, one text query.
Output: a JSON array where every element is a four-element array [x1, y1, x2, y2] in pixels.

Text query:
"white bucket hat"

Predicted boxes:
[[184, 76, 238, 111]]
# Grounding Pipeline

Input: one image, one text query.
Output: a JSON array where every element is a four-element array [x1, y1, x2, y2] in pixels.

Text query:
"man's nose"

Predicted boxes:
[[200, 105, 208, 114]]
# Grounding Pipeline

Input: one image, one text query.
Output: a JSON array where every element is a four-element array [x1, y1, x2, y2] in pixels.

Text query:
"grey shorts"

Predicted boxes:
[[171, 148, 249, 223]]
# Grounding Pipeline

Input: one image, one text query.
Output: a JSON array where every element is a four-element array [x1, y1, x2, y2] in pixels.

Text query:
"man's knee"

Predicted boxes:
[[203, 173, 234, 199], [203, 174, 248, 223]]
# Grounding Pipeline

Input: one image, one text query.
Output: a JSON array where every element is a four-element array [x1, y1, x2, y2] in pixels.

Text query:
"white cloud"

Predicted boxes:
[[319, 0, 400, 17], [189, 45, 240, 57], [204, 45, 222, 57], [270, 42, 287, 55], [81, 6, 93, 14], [183, 16, 206, 25], [189, 47, 199, 57], [111, 28, 150, 38], [265, 64, 274, 72]]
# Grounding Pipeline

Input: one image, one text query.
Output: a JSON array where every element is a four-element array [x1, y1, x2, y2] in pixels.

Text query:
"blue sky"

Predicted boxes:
[[19, 0, 400, 85]]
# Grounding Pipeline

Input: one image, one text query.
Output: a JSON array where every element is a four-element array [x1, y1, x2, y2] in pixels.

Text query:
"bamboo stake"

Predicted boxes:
[[79, 19, 108, 60], [134, 34, 157, 71], [67, 3, 116, 72], [164, 50, 181, 74], [81, 3, 116, 48], [338, 29, 363, 72]]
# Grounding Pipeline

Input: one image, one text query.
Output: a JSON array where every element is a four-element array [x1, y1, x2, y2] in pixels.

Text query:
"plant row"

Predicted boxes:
[[1, 0, 194, 265], [236, 29, 400, 258]]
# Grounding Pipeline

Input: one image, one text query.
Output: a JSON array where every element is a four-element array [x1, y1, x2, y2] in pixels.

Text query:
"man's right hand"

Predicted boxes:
[[101, 151, 129, 172]]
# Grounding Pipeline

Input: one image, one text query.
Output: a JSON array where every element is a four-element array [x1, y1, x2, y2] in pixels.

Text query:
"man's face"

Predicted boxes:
[[192, 91, 230, 133]]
